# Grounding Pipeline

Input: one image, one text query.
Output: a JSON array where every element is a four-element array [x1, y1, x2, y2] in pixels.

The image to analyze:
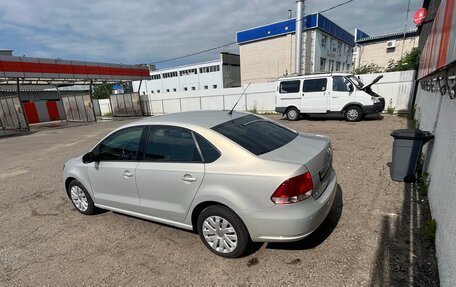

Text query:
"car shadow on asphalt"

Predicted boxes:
[[265, 184, 343, 251], [278, 113, 384, 122]]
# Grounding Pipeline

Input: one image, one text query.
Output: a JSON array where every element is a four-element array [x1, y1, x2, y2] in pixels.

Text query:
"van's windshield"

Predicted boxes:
[[348, 75, 364, 88]]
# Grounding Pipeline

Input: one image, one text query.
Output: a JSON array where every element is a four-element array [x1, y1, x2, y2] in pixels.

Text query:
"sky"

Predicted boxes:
[[0, 0, 422, 69]]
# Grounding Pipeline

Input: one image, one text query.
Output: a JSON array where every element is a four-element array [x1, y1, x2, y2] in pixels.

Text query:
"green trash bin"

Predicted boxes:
[[390, 129, 434, 182]]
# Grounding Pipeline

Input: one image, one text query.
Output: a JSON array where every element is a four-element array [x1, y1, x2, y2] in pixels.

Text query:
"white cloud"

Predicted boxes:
[[0, 0, 422, 66]]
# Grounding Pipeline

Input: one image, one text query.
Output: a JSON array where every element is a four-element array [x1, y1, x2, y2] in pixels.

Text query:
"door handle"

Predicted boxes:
[[182, 174, 197, 183], [123, 170, 134, 178]]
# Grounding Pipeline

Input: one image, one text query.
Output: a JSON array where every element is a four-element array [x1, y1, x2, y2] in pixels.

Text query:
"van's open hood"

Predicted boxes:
[[363, 75, 383, 91]]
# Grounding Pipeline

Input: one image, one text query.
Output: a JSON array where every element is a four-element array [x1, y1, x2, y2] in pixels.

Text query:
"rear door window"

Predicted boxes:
[[303, 78, 327, 92], [212, 115, 297, 155], [145, 126, 202, 162], [279, 80, 301, 93], [194, 133, 221, 163]]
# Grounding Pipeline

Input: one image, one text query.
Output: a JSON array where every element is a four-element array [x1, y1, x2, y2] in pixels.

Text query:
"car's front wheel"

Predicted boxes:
[[197, 205, 250, 258], [67, 179, 97, 215]]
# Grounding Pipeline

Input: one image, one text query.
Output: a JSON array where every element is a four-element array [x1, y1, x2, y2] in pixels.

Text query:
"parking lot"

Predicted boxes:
[[0, 114, 438, 286]]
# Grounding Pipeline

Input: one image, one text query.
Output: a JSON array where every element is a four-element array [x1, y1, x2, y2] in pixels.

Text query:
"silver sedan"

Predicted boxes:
[[63, 111, 337, 258]]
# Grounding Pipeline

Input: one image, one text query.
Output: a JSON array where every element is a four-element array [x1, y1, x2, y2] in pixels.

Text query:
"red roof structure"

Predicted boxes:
[[0, 55, 150, 85]]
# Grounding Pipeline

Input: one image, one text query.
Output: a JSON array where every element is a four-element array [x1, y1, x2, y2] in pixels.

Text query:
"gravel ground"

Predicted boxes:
[[0, 114, 439, 286]]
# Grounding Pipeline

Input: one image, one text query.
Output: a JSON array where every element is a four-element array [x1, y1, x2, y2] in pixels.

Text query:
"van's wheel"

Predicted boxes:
[[344, 106, 362, 122], [197, 205, 251, 258], [286, 107, 300, 121]]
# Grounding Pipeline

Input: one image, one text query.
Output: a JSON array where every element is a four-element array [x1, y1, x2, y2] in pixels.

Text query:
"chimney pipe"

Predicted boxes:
[[295, 0, 305, 75], [288, 9, 292, 19]]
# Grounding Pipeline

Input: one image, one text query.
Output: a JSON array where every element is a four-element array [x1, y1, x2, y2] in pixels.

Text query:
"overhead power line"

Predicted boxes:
[[147, 0, 355, 65]]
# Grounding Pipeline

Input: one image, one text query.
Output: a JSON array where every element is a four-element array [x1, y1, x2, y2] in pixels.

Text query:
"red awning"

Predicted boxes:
[[0, 55, 150, 85]]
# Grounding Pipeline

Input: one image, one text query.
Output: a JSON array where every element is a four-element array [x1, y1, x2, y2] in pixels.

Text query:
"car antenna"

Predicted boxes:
[[228, 82, 251, 115]]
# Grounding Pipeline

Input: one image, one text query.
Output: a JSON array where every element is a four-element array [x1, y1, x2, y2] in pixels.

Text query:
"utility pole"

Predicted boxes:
[[295, 0, 305, 75]]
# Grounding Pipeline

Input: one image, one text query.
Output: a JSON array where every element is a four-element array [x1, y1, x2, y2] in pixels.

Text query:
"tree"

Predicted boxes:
[[385, 48, 421, 72], [92, 84, 112, 99], [353, 63, 383, 74]]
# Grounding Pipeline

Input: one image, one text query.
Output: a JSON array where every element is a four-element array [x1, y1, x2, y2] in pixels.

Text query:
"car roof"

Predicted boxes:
[[278, 73, 352, 81], [126, 110, 249, 129]]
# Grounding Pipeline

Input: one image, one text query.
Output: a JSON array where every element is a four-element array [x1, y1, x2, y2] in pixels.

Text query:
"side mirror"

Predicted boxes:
[[347, 83, 354, 92], [82, 152, 97, 164]]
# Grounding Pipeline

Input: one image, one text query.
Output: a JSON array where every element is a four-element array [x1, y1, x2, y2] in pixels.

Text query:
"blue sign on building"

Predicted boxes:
[[236, 13, 354, 46]]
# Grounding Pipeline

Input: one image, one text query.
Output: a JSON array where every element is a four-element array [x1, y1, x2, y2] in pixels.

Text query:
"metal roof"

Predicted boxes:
[[236, 13, 355, 46], [0, 55, 150, 85], [356, 29, 418, 43]]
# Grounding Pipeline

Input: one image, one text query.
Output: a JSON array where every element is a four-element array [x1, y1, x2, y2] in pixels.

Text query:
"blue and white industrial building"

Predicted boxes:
[[138, 52, 240, 96], [236, 13, 355, 84]]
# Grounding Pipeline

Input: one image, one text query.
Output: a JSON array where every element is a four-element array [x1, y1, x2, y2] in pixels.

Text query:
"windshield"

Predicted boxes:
[[348, 75, 364, 88], [212, 115, 298, 155]]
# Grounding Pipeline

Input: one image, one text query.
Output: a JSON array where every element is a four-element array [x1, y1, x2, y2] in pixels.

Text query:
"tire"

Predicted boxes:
[[197, 205, 251, 258], [286, 107, 300, 121], [67, 179, 97, 215], [344, 106, 363, 122]]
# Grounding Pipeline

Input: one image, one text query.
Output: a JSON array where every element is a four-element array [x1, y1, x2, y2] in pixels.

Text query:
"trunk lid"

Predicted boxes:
[[259, 133, 333, 199]]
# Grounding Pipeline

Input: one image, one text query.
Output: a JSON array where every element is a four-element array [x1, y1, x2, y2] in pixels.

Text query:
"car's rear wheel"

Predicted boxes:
[[197, 205, 250, 258], [286, 107, 300, 121], [68, 179, 96, 215], [344, 106, 362, 122]]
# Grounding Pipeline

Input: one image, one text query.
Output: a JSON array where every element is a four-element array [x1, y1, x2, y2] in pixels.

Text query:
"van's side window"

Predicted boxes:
[[333, 76, 350, 92], [279, 80, 300, 93], [303, 78, 327, 93]]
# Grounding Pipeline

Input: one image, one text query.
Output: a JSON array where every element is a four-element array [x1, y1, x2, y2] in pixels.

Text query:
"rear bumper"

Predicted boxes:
[[275, 107, 287, 114], [362, 98, 385, 114], [239, 170, 337, 242]]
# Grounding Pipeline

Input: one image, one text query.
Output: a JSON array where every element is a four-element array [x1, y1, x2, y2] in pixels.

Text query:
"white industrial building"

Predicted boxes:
[[138, 52, 240, 95], [236, 13, 355, 84]]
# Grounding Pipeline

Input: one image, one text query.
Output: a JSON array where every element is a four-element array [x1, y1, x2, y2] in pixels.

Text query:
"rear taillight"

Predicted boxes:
[[271, 172, 314, 204]]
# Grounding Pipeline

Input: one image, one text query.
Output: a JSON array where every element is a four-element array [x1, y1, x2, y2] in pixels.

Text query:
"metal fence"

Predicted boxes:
[[140, 92, 275, 116], [61, 94, 95, 122], [0, 96, 28, 130], [110, 93, 142, 117]]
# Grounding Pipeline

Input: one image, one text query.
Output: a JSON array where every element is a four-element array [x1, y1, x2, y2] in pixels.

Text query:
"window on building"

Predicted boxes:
[[321, 35, 327, 48], [204, 85, 208, 89], [329, 60, 335, 72], [192, 87, 196, 90], [184, 87, 188, 91], [179, 68, 197, 76], [200, 65, 220, 74], [173, 88, 177, 92], [332, 76, 350, 92], [320, 57, 326, 72], [151, 91, 154, 94], [336, 62, 341, 71], [330, 38, 337, 52], [151, 74, 161, 80], [166, 89, 170, 93], [157, 90, 160, 93], [213, 85, 217, 89], [279, 80, 300, 93], [346, 64, 351, 71], [303, 78, 327, 93], [337, 41, 342, 54]]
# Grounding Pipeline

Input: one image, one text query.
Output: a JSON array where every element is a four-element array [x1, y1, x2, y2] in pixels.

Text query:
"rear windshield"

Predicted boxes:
[[212, 115, 298, 155]]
